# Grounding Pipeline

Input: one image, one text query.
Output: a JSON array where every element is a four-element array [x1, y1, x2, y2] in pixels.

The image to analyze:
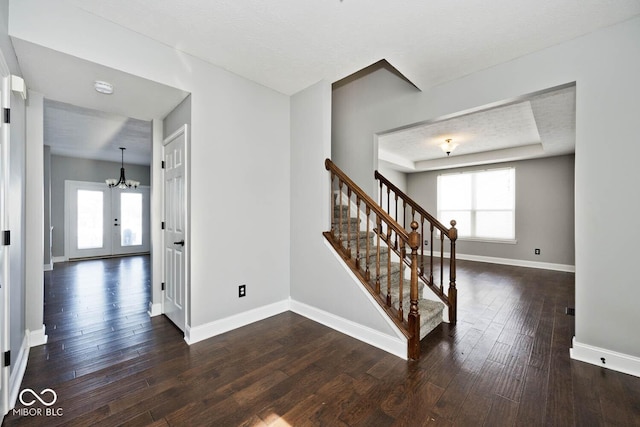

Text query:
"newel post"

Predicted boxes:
[[408, 221, 421, 360], [448, 220, 458, 325]]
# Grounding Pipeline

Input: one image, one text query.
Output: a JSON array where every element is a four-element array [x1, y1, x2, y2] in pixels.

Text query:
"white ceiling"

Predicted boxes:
[[9, 1, 640, 166], [378, 85, 576, 172], [63, 0, 640, 95], [44, 100, 152, 165], [12, 38, 190, 165]]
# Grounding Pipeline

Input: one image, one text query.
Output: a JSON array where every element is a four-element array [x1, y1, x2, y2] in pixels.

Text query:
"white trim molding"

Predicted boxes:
[[27, 325, 48, 347], [182, 297, 407, 360], [571, 337, 640, 378], [184, 300, 290, 345], [43, 263, 53, 272], [290, 299, 407, 360], [147, 302, 162, 317], [435, 251, 575, 273], [8, 335, 29, 411], [52, 256, 68, 264]]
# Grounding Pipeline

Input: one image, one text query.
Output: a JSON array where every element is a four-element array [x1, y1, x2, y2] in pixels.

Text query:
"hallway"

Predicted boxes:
[[21, 255, 172, 388]]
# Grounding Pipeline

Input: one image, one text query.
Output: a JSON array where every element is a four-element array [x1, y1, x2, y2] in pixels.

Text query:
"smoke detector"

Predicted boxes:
[[94, 80, 114, 95]]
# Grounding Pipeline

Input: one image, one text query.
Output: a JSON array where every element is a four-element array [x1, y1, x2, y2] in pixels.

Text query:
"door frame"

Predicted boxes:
[[0, 60, 10, 420], [161, 124, 189, 332], [65, 180, 151, 260]]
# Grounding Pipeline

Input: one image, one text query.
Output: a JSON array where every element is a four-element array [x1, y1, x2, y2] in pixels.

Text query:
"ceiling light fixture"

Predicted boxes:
[[94, 80, 114, 95], [440, 138, 458, 156], [106, 147, 139, 189]]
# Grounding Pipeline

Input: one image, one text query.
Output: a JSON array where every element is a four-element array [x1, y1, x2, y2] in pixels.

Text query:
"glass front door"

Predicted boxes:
[[67, 181, 150, 259]]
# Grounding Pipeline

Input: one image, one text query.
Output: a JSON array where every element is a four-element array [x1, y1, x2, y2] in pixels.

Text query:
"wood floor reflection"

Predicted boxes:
[[3, 257, 640, 426]]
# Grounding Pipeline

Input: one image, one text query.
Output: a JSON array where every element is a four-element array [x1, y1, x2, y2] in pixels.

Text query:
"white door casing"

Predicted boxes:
[[162, 125, 188, 332], [65, 181, 151, 259], [0, 73, 9, 419]]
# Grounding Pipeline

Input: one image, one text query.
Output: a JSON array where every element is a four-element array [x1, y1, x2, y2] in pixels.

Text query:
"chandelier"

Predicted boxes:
[[106, 147, 140, 189]]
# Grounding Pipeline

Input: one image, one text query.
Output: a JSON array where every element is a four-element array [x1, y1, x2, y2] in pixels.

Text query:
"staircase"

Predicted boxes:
[[324, 159, 458, 360], [334, 211, 445, 341]]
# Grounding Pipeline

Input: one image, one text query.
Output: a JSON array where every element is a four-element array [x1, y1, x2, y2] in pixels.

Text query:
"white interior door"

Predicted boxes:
[[163, 125, 188, 331], [66, 181, 150, 259]]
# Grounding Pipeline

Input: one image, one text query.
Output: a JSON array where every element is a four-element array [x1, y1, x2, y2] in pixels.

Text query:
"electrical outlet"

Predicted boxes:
[[535, 248, 541, 255], [239, 284, 246, 298], [424, 240, 429, 246]]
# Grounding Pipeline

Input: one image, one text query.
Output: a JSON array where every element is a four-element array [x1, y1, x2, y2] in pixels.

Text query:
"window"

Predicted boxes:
[[437, 167, 515, 240], [76, 189, 104, 249]]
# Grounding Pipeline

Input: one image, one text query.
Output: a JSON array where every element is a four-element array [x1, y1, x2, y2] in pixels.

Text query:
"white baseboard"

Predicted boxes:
[[43, 263, 53, 272], [290, 299, 407, 360], [184, 300, 290, 345], [52, 256, 67, 264], [147, 302, 162, 317], [571, 337, 640, 378], [27, 325, 48, 347], [8, 334, 30, 410], [435, 251, 575, 273]]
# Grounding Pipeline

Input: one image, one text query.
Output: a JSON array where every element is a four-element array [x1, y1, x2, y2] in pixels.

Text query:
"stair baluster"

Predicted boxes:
[[375, 169, 458, 325]]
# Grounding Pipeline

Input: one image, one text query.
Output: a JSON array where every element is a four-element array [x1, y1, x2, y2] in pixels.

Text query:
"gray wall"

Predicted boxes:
[[377, 162, 408, 219], [377, 162, 407, 193], [0, 0, 20, 74], [50, 155, 150, 257], [163, 94, 191, 137], [332, 67, 419, 199], [331, 16, 640, 360], [290, 80, 402, 345], [407, 155, 575, 265]]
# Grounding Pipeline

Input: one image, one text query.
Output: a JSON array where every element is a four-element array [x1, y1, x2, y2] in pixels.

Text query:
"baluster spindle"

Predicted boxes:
[[355, 196, 361, 269], [346, 187, 352, 258], [430, 224, 434, 285], [365, 206, 371, 281], [394, 193, 399, 249], [403, 200, 407, 230], [330, 172, 335, 239], [399, 240, 405, 321], [386, 226, 392, 306], [375, 215, 382, 294], [379, 180, 383, 214], [440, 232, 444, 292], [338, 180, 344, 246], [419, 215, 424, 276]]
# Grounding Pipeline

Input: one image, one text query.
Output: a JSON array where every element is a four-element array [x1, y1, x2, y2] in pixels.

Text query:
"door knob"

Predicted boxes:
[[173, 240, 185, 246]]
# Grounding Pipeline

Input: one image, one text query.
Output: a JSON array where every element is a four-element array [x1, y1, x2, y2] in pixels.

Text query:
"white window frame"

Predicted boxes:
[[437, 167, 516, 243]]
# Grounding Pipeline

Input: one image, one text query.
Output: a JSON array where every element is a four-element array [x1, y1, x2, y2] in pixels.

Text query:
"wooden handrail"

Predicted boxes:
[[324, 159, 422, 359], [375, 170, 458, 325], [327, 160, 410, 242], [375, 170, 451, 237]]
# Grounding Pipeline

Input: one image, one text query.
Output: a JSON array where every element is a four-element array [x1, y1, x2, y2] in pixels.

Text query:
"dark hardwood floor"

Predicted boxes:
[[3, 256, 640, 426]]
